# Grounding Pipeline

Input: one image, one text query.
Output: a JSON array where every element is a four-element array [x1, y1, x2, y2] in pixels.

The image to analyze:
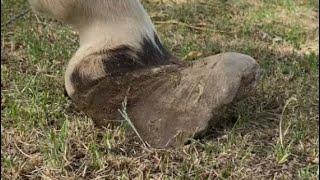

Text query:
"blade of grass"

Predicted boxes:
[[118, 96, 150, 149]]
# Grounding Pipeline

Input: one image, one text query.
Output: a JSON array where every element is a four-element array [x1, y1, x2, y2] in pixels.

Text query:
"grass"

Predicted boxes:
[[1, 0, 319, 179]]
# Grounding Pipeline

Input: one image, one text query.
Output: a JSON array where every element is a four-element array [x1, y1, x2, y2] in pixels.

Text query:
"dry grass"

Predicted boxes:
[[1, 0, 319, 179]]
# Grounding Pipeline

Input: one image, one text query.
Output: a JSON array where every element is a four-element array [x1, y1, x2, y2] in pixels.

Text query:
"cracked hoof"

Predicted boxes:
[[129, 52, 260, 148], [75, 52, 260, 148]]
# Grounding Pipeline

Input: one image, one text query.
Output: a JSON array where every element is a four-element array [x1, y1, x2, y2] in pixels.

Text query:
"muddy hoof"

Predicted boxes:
[[77, 52, 260, 148], [129, 52, 260, 148]]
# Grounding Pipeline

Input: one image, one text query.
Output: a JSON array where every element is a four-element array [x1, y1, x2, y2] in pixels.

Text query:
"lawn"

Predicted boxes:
[[1, 0, 319, 179]]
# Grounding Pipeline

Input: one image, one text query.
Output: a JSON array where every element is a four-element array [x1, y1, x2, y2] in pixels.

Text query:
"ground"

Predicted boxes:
[[1, 0, 319, 179]]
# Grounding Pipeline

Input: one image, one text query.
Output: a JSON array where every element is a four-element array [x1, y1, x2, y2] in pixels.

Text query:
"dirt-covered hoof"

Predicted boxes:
[[75, 52, 260, 148], [128, 52, 260, 148]]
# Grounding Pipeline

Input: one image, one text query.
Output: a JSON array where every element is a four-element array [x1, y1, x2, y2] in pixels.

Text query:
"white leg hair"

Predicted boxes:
[[28, 0, 176, 97]]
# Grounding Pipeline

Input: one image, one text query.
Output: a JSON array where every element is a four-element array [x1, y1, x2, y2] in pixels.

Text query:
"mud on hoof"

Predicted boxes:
[[74, 52, 261, 148]]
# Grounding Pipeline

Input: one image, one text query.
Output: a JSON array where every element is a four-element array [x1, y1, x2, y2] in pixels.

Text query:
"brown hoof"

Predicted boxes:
[[75, 52, 260, 148], [129, 52, 260, 148]]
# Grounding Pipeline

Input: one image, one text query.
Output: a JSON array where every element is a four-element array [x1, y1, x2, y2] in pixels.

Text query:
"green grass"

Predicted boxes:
[[1, 0, 319, 179]]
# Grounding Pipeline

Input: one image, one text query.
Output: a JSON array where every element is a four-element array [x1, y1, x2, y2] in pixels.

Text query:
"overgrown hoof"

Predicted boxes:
[[75, 52, 261, 148], [129, 52, 260, 148]]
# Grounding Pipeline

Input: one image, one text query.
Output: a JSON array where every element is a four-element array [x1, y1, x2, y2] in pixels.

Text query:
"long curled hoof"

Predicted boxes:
[[75, 52, 260, 148]]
